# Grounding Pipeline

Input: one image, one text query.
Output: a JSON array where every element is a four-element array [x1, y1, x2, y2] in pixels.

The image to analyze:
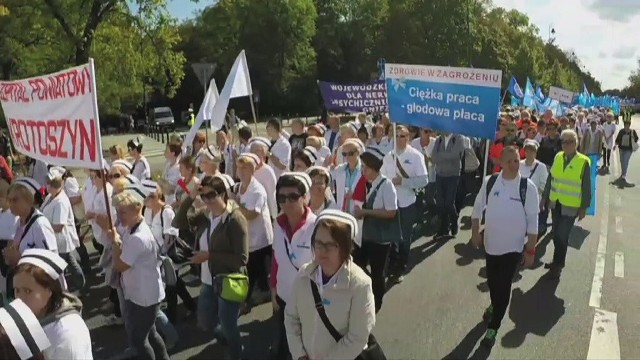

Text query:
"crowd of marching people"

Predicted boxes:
[[0, 103, 633, 360]]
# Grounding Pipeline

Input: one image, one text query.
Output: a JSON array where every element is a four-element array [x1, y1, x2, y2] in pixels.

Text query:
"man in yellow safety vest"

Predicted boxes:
[[542, 128, 592, 279]]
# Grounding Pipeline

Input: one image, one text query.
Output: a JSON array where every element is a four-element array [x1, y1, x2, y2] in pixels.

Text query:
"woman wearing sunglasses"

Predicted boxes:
[[331, 138, 367, 216], [285, 209, 376, 360], [108, 159, 133, 181], [270, 172, 317, 359], [172, 174, 249, 360]]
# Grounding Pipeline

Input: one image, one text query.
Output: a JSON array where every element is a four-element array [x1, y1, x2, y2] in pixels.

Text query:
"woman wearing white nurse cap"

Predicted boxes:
[[0, 298, 50, 359], [18, 248, 68, 290]]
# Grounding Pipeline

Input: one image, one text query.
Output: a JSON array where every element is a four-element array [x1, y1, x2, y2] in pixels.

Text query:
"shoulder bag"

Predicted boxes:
[[310, 279, 386, 360]]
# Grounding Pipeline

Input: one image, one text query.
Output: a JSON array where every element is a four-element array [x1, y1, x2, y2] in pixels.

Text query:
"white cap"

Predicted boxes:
[[123, 184, 147, 203], [302, 146, 318, 163], [47, 166, 66, 181], [141, 179, 158, 196], [248, 136, 271, 150], [201, 145, 222, 162], [315, 209, 360, 246], [0, 299, 51, 359], [238, 153, 261, 166], [365, 146, 385, 161], [214, 174, 236, 192], [111, 159, 133, 173], [15, 177, 40, 195], [342, 138, 365, 153], [18, 249, 68, 281], [278, 172, 312, 194], [523, 139, 539, 150]]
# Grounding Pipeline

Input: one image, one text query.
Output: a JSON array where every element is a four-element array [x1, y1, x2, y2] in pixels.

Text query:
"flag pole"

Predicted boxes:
[[249, 95, 259, 134]]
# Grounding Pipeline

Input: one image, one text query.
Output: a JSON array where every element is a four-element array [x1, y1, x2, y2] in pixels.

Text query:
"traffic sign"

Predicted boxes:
[[191, 63, 216, 87]]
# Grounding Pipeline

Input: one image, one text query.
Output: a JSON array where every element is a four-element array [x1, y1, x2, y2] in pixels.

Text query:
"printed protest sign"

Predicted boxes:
[[548, 86, 574, 104], [385, 64, 502, 139], [0, 60, 103, 169], [318, 80, 387, 113]]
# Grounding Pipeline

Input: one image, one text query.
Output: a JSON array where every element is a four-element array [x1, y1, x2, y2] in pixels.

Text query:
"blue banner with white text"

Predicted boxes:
[[385, 64, 502, 139]]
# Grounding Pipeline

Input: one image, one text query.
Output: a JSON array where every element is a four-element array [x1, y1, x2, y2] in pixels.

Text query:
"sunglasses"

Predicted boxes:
[[108, 173, 121, 179], [276, 193, 302, 203], [341, 151, 357, 157]]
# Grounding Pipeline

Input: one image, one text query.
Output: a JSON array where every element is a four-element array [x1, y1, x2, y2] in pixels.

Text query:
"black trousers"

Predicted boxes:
[[353, 242, 391, 312], [109, 287, 121, 317], [485, 251, 522, 330], [602, 147, 612, 167], [165, 275, 196, 323], [247, 245, 271, 303], [271, 296, 290, 360]]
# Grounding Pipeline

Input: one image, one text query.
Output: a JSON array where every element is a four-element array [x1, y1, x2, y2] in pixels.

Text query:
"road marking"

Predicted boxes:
[[614, 195, 622, 209], [589, 150, 615, 308], [614, 252, 624, 278], [615, 216, 623, 233], [587, 309, 621, 360]]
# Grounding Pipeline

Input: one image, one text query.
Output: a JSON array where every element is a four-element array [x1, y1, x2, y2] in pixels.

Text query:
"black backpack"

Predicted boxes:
[[485, 174, 528, 207]]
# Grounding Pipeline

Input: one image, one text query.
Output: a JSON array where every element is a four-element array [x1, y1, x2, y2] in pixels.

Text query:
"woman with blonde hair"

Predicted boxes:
[[2, 177, 58, 299], [111, 187, 170, 360]]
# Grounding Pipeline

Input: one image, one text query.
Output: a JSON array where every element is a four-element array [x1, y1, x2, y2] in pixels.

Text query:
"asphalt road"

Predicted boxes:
[[77, 120, 639, 360]]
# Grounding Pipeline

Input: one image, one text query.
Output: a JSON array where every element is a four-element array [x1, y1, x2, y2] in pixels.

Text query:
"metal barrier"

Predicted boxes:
[[144, 125, 171, 144]]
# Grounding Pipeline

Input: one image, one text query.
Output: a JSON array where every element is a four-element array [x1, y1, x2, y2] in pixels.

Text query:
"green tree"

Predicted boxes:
[[0, 0, 186, 114]]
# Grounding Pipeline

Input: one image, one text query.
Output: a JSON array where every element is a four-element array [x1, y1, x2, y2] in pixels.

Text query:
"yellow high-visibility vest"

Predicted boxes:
[[549, 151, 590, 208], [188, 113, 195, 127]]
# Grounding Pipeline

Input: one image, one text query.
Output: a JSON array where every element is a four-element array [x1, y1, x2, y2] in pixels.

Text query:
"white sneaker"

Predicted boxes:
[[104, 314, 124, 326]]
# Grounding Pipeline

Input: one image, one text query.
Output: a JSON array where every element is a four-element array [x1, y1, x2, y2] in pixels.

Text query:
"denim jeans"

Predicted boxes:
[[435, 175, 460, 233], [124, 301, 170, 360], [198, 283, 242, 359], [620, 150, 633, 177], [155, 310, 179, 348], [551, 205, 576, 268]]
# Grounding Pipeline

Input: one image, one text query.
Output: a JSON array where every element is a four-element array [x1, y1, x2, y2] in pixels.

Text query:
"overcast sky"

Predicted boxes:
[[493, 0, 638, 90]]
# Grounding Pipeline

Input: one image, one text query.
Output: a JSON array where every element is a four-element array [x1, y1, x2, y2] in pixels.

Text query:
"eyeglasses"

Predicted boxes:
[[341, 151, 357, 157], [201, 191, 219, 201], [108, 173, 121, 180], [276, 193, 302, 203], [313, 239, 339, 252]]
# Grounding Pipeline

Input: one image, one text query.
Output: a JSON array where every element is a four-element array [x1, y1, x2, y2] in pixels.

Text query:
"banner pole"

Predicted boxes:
[[89, 58, 113, 229], [483, 139, 491, 176], [249, 95, 259, 134]]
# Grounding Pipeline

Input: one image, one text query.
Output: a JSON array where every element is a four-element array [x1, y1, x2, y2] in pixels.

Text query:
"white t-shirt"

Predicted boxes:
[[238, 178, 274, 252], [369, 137, 392, 155], [15, 210, 58, 254], [43, 312, 93, 360], [120, 221, 165, 306], [0, 209, 18, 241], [381, 145, 428, 208], [199, 215, 221, 286], [254, 164, 278, 219], [472, 174, 539, 255], [411, 137, 437, 182], [41, 192, 79, 253], [269, 136, 292, 178], [602, 122, 617, 149], [86, 184, 115, 246], [143, 206, 175, 249], [163, 159, 181, 205], [519, 159, 548, 195], [132, 156, 151, 181]]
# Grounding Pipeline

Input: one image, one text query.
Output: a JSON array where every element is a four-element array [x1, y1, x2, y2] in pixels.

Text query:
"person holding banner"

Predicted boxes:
[[381, 126, 428, 282], [41, 167, 85, 291], [324, 115, 341, 152], [542, 129, 591, 280], [431, 131, 465, 238], [128, 138, 151, 181]]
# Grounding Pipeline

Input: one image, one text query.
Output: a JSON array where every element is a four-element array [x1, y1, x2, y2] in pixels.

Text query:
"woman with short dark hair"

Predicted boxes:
[[285, 209, 375, 360], [173, 174, 249, 360]]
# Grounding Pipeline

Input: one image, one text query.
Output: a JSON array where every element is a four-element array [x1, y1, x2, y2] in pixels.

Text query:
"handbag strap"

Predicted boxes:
[[282, 232, 299, 271], [394, 157, 410, 179], [309, 279, 342, 342]]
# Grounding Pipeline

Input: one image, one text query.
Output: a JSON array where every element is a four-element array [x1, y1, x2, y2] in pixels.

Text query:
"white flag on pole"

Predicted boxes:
[[184, 78, 219, 148], [210, 50, 253, 131]]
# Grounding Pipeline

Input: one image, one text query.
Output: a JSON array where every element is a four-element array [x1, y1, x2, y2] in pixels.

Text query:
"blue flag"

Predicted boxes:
[[523, 78, 535, 108], [535, 85, 545, 101], [508, 76, 524, 98]]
